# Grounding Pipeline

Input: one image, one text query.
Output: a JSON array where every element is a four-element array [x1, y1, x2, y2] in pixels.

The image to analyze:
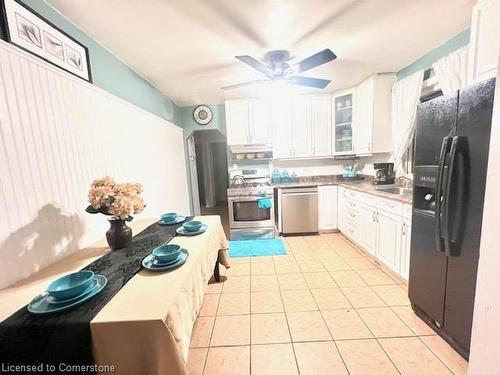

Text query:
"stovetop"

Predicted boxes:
[[228, 181, 272, 189], [227, 179, 273, 197]]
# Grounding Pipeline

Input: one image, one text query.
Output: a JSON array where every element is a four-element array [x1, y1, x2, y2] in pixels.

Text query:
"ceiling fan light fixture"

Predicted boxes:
[[222, 48, 336, 90]]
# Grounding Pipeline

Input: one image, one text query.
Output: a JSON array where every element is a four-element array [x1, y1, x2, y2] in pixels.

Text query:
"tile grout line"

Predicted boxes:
[[199, 279, 223, 375], [333, 277, 403, 375], [191, 332, 446, 350], [416, 335, 460, 375], [274, 241, 302, 375], [198, 233, 435, 374], [334, 234, 405, 375], [317, 235, 402, 375]]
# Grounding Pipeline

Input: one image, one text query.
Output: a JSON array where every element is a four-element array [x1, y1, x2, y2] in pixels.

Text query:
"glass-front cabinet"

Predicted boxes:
[[333, 91, 354, 155]]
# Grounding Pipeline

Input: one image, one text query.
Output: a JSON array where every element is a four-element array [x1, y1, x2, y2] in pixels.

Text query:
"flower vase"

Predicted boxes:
[[106, 219, 132, 250]]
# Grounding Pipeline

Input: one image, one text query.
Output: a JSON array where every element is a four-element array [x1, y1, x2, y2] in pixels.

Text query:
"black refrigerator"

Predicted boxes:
[[409, 77, 496, 359]]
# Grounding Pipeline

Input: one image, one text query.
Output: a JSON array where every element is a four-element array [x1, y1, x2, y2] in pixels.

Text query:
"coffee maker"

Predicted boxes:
[[373, 162, 395, 185]]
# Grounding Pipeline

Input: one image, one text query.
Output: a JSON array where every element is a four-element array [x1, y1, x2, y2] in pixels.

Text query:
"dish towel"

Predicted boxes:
[[258, 197, 272, 209]]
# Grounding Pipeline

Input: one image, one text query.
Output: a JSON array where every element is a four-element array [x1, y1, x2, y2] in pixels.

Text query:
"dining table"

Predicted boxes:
[[0, 215, 229, 375]]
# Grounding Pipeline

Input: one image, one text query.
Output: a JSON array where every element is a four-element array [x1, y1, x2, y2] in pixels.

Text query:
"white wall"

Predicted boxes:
[[0, 41, 189, 288], [468, 54, 500, 375]]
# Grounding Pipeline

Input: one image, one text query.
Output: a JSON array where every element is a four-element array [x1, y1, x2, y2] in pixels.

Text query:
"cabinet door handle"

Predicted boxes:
[[402, 222, 406, 235]]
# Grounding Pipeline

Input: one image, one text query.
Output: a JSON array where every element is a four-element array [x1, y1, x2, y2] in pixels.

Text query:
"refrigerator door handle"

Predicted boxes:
[[443, 136, 467, 257], [434, 137, 451, 253]]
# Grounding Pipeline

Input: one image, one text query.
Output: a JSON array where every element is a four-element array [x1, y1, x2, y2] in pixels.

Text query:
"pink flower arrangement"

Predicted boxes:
[[86, 177, 145, 220]]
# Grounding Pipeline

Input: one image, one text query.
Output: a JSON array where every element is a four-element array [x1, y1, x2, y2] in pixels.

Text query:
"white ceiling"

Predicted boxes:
[[47, 0, 473, 106]]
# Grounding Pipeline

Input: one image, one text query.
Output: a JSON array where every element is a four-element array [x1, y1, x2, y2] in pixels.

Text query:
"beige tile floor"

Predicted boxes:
[[187, 233, 468, 375]]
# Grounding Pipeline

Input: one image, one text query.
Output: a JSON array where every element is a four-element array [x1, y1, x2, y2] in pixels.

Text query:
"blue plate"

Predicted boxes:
[[142, 249, 189, 271], [28, 275, 107, 315], [47, 278, 98, 305], [157, 215, 186, 226], [176, 224, 207, 236], [152, 252, 182, 267]]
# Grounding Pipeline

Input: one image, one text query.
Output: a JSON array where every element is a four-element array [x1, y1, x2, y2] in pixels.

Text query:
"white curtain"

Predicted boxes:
[[391, 70, 424, 174], [432, 46, 469, 95]]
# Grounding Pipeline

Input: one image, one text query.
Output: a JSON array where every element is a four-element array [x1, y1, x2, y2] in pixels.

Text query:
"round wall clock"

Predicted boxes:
[[193, 105, 213, 125]]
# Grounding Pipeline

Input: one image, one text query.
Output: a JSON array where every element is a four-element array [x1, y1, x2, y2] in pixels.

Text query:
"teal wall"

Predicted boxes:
[[179, 104, 226, 139], [397, 29, 470, 80], [10, 0, 182, 125]]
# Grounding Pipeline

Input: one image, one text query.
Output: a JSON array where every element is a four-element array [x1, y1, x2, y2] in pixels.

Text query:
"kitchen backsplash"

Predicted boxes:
[[270, 153, 392, 177]]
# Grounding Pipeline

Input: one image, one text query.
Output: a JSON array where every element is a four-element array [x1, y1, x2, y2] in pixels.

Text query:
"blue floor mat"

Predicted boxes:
[[229, 239, 287, 257]]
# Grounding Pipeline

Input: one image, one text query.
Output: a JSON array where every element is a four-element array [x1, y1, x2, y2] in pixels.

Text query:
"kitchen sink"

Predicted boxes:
[[375, 187, 412, 195]]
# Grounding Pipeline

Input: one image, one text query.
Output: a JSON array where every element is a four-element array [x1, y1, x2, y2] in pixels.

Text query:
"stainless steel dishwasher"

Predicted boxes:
[[281, 186, 318, 234]]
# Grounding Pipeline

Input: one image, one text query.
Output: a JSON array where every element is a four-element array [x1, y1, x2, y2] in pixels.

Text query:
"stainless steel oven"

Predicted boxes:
[[228, 191, 275, 230], [227, 168, 276, 239]]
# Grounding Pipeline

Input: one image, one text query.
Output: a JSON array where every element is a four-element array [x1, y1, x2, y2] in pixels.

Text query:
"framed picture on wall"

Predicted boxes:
[[0, 0, 92, 82]]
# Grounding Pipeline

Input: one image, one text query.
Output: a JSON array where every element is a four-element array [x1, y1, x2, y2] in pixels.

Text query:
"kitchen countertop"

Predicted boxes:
[[272, 175, 412, 204]]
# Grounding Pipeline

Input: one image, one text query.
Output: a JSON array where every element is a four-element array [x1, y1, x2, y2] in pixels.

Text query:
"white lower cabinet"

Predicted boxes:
[[318, 186, 338, 230], [337, 187, 411, 279], [399, 213, 412, 281], [337, 187, 346, 232], [375, 210, 402, 274], [357, 204, 377, 256]]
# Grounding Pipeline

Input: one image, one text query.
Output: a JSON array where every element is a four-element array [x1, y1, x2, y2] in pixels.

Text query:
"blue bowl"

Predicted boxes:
[[47, 270, 95, 300], [183, 221, 203, 232], [152, 244, 181, 263], [161, 212, 177, 222]]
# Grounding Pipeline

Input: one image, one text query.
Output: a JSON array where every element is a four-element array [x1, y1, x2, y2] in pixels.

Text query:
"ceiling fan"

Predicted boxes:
[[221, 48, 336, 90]]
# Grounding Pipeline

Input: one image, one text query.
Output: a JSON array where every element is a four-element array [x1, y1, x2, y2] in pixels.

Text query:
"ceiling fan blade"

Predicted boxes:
[[293, 49, 337, 73], [235, 55, 274, 78], [221, 79, 269, 90], [287, 76, 331, 89]]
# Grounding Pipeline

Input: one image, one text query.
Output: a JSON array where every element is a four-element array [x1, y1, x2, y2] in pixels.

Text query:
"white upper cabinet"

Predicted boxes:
[[354, 74, 396, 155], [469, 0, 500, 83], [310, 95, 332, 156], [291, 96, 313, 157], [225, 99, 249, 145], [225, 98, 270, 145], [333, 90, 354, 155], [249, 99, 271, 144], [354, 78, 374, 154], [272, 95, 332, 159], [270, 97, 292, 158]]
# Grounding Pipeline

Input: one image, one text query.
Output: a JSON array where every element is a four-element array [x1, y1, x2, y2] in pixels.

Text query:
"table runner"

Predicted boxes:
[[0, 217, 192, 373]]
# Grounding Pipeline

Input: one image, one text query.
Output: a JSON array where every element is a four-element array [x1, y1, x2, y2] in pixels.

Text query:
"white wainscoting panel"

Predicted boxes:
[[0, 41, 189, 288]]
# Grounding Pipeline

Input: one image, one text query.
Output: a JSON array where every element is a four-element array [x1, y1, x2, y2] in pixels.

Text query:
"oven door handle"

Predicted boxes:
[[229, 197, 272, 203]]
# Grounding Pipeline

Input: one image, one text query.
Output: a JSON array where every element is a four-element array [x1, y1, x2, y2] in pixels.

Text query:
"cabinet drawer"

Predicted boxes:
[[345, 221, 358, 238], [345, 209, 359, 222], [376, 198, 403, 216], [343, 189, 359, 200], [356, 193, 378, 208], [344, 198, 358, 211]]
